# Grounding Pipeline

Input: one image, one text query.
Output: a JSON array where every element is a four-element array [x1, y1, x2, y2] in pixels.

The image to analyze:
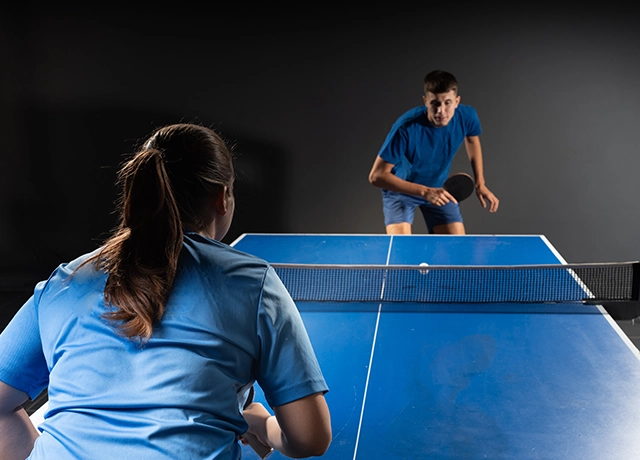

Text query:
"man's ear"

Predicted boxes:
[[214, 186, 229, 216]]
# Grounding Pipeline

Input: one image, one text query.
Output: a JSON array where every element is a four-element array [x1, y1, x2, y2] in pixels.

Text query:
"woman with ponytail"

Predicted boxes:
[[0, 123, 331, 459]]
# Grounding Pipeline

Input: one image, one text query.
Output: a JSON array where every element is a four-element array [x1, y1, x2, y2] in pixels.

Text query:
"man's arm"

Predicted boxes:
[[464, 136, 499, 212], [0, 381, 40, 460], [368, 156, 456, 206]]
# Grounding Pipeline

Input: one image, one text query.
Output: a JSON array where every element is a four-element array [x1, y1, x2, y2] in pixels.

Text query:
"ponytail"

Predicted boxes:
[[81, 123, 234, 342], [86, 148, 183, 341]]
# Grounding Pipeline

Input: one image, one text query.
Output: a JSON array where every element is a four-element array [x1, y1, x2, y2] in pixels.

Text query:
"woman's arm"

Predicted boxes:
[[0, 381, 40, 460], [243, 392, 331, 458]]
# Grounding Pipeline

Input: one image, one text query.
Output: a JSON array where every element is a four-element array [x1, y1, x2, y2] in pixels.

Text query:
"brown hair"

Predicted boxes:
[[84, 123, 235, 341], [424, 70, 458, 96]]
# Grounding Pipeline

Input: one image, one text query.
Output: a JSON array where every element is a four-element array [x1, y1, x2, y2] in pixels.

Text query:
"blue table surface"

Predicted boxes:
[[232, 234, 640, 460]]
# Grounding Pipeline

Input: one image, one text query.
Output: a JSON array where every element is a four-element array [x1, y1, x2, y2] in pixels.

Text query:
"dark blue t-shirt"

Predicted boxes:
[[378, 104, 481, 187]]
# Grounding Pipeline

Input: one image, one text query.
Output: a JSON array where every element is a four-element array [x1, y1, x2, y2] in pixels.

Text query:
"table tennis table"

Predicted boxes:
[[231, 233, 640, 460]]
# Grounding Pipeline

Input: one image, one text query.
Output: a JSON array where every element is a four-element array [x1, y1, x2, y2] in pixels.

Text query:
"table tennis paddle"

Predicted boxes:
[[241, 386, 274, 459], [443, 172, 475, 202]]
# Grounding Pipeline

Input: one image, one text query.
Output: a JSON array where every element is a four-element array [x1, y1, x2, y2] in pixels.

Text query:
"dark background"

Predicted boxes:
[[1, 4, 639, 291]]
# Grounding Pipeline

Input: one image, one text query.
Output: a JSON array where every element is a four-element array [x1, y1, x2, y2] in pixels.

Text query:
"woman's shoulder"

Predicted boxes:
[[182, 232, 270, 270]]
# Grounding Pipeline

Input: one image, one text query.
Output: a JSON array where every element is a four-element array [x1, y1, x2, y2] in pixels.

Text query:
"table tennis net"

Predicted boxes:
[[271, 262, 640, 304]]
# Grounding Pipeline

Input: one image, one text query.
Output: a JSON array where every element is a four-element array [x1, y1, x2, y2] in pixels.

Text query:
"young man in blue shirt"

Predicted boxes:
[[369, 70, 499, 234]]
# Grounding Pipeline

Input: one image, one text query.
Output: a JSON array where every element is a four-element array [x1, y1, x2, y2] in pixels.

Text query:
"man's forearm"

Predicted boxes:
[[469, 158, 486, 187], [465, 137, 486, 187], [370, 173, 428, 198]]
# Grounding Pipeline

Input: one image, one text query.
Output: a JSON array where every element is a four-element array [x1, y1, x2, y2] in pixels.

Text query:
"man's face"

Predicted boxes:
[[423, 90, 460, 127]]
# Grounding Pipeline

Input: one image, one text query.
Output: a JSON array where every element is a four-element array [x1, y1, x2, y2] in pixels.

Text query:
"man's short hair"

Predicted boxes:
[[424, 70, 458, 95]]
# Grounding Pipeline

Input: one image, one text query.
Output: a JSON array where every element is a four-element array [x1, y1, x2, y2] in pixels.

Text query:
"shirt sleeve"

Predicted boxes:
[[377, 106, 425, 164], [464, 106, 482, 137], [254, 267, 328, 408], [378, 125, 409, 167], [0, 282, 50, 400]]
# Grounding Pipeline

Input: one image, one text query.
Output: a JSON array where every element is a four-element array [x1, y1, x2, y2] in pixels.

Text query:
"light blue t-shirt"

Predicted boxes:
[[0, 232, 328, 459], [378, 104, 482, 187]]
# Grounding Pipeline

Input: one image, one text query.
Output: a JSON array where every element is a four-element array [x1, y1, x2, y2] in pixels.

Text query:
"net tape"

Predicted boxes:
[[272, 262, 640, 303]]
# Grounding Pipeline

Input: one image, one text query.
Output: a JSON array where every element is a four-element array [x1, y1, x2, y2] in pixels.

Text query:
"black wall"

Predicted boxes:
[[2, 3, 639, 286]]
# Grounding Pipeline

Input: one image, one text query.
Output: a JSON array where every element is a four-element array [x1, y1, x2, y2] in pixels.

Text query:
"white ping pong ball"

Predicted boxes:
[[419, 262, 429, 274]]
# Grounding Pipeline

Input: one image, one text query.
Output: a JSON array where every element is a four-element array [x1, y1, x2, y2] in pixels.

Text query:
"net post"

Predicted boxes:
[[632, 262, 640, 301]]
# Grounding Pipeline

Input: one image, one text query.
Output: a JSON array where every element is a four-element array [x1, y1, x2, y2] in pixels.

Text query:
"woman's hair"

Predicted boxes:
[[85, 123, 235, 341]]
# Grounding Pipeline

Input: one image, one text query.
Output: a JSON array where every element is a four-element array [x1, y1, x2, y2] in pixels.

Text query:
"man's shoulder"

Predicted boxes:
[[456, 104, 479, 118], [393, 106, 427, 128], [454, 104, 482, 135], [399, 105, 427, 118]]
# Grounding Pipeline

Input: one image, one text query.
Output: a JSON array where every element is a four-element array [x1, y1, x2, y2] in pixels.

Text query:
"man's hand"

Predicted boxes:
[[423, 187, 457, 206], [475, 184, 499, 212]]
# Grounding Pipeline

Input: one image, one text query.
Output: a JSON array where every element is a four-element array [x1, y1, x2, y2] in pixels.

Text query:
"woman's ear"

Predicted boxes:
[[214, 186, 229, 216]]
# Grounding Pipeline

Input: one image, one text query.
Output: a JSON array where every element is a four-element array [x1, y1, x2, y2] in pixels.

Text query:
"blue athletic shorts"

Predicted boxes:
[[381, 190, 463, 233]]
